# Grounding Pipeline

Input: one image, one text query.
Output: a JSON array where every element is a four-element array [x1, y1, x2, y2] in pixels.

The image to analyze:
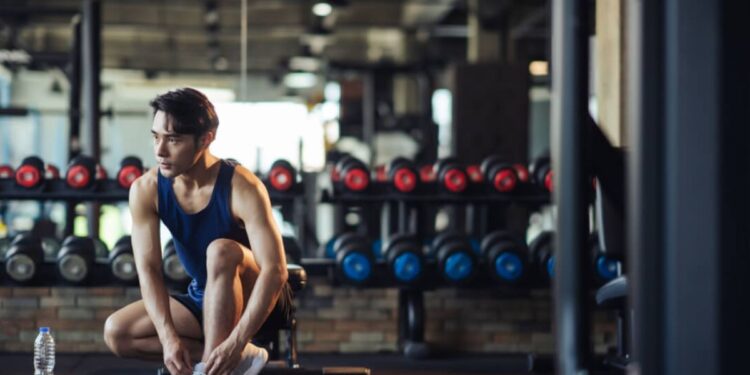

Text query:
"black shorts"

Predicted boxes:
[[170, 283, 293, 331]]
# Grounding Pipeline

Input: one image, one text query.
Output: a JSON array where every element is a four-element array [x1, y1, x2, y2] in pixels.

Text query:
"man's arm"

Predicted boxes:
[[228, 167, 289, 346], [130, 173, 192, 373]]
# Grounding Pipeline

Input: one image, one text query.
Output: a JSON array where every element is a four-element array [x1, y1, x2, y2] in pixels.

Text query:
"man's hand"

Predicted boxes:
[[163, 336, 193, 375], [205, 335, 243, 375]]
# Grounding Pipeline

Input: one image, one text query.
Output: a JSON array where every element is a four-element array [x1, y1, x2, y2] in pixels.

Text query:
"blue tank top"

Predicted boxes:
[[157, 159, 249, 307]]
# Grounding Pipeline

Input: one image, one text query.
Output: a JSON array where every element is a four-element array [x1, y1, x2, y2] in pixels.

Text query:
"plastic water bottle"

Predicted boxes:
[[33, 327, 55, 375]]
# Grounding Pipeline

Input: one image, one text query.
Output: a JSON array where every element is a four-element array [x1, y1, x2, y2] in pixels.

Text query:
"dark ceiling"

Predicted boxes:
[[0, 0, 549, 75]]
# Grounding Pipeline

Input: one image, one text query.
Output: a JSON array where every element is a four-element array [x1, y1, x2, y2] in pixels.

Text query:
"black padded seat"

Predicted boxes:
[[596, 275, 628, 307]]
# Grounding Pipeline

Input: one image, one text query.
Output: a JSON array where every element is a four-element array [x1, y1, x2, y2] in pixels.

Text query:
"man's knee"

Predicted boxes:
[[206, 239, 244, 275], [103, 313, 131, 357]]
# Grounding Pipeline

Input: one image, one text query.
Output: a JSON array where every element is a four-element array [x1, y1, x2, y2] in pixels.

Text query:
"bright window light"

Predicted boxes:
[[432, 88, 452, 159], [210, 102, 326, 173], [529, 61, 549, 76], [284, 72, 318, 89], [312, 2, 333, 17]]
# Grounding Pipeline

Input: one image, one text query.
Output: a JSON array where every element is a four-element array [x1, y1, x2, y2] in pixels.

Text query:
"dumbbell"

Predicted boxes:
[[66, 155, 98, 189], [96, 163, 108, 180], [162, 239, 189, 283], [268, 159, 297, 192], [530, 154, 553, 192], [56, 236, 96, 283], [418, 163, 436, 183], [93, 237, 109, 259], [513, 163, 530, 183], [528, 231, 555, 284], [435, 158, 468, 194], [374, 165, 387, 182], [590, 232, 621, 286], [383, 233, 425, 285], [0, 164, 13, 178], [109, 235, 137, 283], [480, 155, 519, 193], [117, 156, 144, 189], [4, 233, 44, 283], [333, 232, 375, 285], [15, 156, 45, 189], [480, 231, 527, 285], [41, 236, 61, 259], [333, 156, 370, 193], [45, 164, 60, 179], [388, 157, 419, 194], [429, 232, 478, 285]]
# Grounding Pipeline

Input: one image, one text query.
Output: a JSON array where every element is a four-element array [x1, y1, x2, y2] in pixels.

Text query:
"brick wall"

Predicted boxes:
[[0, 278, 616, 354]]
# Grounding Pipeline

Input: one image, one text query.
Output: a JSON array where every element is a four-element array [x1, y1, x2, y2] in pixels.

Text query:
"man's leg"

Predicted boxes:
[[202, 238, 259, 360], [103, 298, 204, 361]]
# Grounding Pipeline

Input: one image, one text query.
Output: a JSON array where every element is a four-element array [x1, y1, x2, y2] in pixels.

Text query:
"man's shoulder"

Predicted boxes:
[[133, 167, 160, 191], [230, 164, 265, 196]]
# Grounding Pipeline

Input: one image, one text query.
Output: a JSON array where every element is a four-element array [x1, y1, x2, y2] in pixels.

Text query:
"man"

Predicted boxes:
[[104, 88, 291, 375]]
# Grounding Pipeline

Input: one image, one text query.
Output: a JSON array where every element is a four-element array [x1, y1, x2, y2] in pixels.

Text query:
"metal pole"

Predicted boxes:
[[65, 14, 82, 237], [550, 0, 591, 372], [82, 0, 101, 238]]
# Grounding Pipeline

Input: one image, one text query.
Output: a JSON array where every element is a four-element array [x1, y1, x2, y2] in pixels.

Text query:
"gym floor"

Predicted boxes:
[[0, 352, 543, 375]]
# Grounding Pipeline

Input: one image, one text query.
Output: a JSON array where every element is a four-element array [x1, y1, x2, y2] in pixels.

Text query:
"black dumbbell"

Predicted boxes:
[[4, 233, 44, 283], [430, 231, 478, 284], [435, 158, 468, 194], [41, 236, 61, 259], [384, 233, 425, 285], [388, 157, 419, 194], [480, 231, 527, 285], [15, 156, 45, 189], [589, 232, 621, 286], [0, 164, 14, 178], [333, 232, 375, 285], [93, 237, 109, 259], [268, 159, 296, 192], [282, 235, 302, 264], [65, 155, 97, 190], [118, 156, 144, 189], [530, 154, 553, 193], [162, 239, 189, 283], [110, 235, 137, 283], [334, 156, 370, 193], [57, 236, 96, 283], [480, 155, 519, 193], [528, 231, 555, 284]]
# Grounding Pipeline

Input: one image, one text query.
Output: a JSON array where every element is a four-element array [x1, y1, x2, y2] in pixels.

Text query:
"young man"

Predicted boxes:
[[103, 88, 291, 375]]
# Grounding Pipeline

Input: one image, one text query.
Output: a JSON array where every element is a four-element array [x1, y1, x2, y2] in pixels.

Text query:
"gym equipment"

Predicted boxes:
[[590, 233, 621, 285], [109, 235, 137, 283], [465, 164, 483, 183], [333, 232, 375, 285], [387, 157, 419, 194], [117, 156, 144, 189], [530, 154, 553, 192], [480, 230, 527, 285], [162, 239, 189, 283], [93, 237, 109, 259], [40, 236, 61, 259], [4, 233, 44, 283], [333, 156, 370, 193], [429, 231, 478, 284], [56, 236, 96, 283], [418, 163, 436, 182], [65, 155, 97, 190], [383, 233, 425, 285], [435, 158, 468, 194], [528, 231, 555, 284], [282, 235, 303, 264], [15, 156, 45, 189], [0, 164, 13, 178], [513, 163, 530, 183], [44, 163, 60, 179], [480, 155, 519, 193], [268, 159, 297, 192], [96, 163, 108, 180]]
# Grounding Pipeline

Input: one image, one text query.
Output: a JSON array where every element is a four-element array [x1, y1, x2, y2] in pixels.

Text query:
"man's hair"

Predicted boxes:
[[149, 88, 219, 141]]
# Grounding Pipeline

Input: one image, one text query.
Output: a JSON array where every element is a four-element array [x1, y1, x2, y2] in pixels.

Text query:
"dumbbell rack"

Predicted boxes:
[[0, 175, 305, 288], [320, 180, 552, 359]]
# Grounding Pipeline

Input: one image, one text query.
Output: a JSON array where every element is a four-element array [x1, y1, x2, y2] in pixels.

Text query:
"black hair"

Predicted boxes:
[[149, 88, 219, 142]]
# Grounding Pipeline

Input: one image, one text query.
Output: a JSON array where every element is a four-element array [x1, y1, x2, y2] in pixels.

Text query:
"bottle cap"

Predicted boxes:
[[39, 327, 49, 333]]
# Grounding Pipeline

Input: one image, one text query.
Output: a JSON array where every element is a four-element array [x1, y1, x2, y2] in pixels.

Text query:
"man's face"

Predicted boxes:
[[151, 110, 204, 178]]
